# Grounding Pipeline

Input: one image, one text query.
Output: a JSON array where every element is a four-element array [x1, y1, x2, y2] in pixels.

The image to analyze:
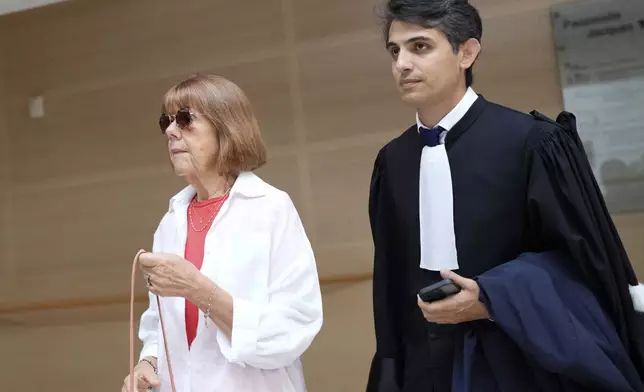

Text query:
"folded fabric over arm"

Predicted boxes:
[[452, 251, 644, 392]]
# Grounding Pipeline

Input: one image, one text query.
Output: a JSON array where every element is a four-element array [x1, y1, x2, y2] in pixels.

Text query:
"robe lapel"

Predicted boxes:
[[388, 126, 424, 250], [445, 96, 488, 151]]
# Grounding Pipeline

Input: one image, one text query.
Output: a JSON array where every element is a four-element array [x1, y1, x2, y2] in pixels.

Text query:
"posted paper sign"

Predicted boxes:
[[551, 0, 644, 213]]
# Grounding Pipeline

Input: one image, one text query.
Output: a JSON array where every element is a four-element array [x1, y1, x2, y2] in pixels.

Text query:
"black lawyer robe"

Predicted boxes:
[[454, 251, 643, 392], [366, 96, 644, 392]]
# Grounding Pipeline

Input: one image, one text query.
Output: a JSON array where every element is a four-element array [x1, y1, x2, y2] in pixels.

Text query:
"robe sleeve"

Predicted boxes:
[[366, 148, 404, 392], [524, 111, 643, 372]]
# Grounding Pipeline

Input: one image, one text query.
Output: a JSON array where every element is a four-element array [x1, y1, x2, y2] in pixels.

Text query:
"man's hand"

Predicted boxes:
[[417, 269, 490, 324]]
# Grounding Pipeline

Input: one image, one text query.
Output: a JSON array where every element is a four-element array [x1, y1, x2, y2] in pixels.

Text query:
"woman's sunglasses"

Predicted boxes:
[[159, 108, 197, 134]]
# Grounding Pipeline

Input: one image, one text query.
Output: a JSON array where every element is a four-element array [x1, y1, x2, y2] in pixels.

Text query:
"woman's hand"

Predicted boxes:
[[121, 357, 160, 392], [138, 251, 199, 298]]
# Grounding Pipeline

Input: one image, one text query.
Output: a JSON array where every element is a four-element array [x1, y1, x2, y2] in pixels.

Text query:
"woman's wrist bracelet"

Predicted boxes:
[[204, 283, 218, 328], [139, 358, 157, 374]]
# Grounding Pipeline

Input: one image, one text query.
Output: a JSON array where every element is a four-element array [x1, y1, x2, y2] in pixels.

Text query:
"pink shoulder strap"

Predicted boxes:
[[130, 249, 177, 392]]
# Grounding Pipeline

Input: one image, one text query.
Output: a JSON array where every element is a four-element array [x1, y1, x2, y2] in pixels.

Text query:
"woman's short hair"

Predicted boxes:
[[162, 74, 268, 176]]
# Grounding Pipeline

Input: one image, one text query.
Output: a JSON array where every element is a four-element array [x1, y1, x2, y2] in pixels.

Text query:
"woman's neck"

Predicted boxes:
[[190, 173, 235, 201]]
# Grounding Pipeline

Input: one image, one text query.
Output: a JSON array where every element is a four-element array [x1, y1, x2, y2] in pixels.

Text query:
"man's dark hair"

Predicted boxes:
[[381, 0, 483, 87]]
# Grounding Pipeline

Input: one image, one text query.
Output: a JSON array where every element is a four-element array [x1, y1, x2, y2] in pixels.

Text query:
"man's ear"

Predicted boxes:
[[460, 38, 481, 70]]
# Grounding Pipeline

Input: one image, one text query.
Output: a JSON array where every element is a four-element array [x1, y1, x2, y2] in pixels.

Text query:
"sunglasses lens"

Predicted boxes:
[[159, 114, 171, 134], [176, 109, 192, 128]]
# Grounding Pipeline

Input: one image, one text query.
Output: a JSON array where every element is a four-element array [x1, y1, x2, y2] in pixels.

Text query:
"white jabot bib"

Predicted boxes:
[[416, 87, 479, 271], [419, 144, 459, 271]]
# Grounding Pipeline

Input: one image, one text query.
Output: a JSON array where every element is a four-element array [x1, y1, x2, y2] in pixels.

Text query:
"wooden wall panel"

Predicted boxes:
[[9, 171, 184, 304], [472, 0, 569, 18], [473, 7, 564, 116], [7, 58, 296, 185], [0, 30, 10, 303], [301, 281, 375, 391], [2, 0, 287, 100], [309, 143, 383, 277], [0, 321, 133, 391], [615, 212, 644, 277], [215, 57, 297, 150], [293, 0, 381, 43], [6, 82, 169, 184], [298, 37, 412, 142]]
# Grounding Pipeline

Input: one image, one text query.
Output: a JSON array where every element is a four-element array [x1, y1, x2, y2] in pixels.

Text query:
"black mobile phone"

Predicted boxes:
[[418, 279, 461, 303]]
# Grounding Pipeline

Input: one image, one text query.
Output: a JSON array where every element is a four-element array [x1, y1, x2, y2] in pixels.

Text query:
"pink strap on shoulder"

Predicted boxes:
[[130, 249, 177, 392]]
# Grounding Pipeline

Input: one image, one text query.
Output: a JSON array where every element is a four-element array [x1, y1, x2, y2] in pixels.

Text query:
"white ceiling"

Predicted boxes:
[[0, 0, 68, 16]]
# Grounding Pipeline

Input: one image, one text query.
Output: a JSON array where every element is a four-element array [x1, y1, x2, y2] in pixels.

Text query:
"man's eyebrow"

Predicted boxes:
[[386, 36, 432, 49], [406, 36, 432, 44]]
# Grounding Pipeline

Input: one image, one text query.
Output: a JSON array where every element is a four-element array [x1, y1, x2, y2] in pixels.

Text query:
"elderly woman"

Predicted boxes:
[[121, 74, 323, 392]]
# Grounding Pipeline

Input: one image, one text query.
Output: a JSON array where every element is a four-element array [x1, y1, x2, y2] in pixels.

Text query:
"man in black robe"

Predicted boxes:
[[366, 1, 644, 391]]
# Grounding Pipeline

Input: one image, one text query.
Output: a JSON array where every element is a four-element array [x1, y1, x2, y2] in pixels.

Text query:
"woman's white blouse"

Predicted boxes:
[[137, 172, 323, 392]]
